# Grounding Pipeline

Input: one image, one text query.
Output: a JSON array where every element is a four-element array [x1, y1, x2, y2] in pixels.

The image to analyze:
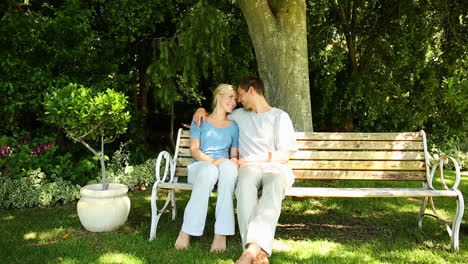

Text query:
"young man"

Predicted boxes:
[[193, 76, 297, 263]]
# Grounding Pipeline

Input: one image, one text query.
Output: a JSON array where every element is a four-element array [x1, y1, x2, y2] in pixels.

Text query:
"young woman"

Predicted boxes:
[[174, 84, 239, 253]]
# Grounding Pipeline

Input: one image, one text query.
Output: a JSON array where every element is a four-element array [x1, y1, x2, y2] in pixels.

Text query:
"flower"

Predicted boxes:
[[24, 140, 27, 144], [6, 170, 10, 173]]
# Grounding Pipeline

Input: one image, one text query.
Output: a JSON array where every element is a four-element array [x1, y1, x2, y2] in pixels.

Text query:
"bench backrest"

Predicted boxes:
[[173, 129, 430, 182]]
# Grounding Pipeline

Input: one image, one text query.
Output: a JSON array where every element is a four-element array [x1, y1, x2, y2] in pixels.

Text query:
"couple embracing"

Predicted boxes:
[[174, 76, 298, 264]]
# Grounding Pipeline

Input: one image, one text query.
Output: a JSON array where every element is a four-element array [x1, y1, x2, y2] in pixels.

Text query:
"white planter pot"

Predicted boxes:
[[77, 183, 131, 232]]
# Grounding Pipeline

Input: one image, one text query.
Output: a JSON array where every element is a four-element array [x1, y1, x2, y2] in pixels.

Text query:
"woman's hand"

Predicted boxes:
[[212, 158, 228, 166]]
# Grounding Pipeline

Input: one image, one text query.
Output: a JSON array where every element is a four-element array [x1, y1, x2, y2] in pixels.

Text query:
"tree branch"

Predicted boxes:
[[360, 0, 402, 69], [78, 117, 110, 140]]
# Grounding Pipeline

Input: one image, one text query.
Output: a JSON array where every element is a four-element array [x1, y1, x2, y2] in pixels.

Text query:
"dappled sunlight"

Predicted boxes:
[[2, 215, 14, 221], [273, 239, 342, 258], [387, 248, 451, 263], [60, 258, 81, 264], [22, 227, 76, 244], [308, 240, 341, 256], [272, 239, 387, 263], [384, 199, 423, 213], [302, 208, 326, 215], [24, 232, 37, 240], [384, 197, 455, 220], [97, 252, 145, 264]]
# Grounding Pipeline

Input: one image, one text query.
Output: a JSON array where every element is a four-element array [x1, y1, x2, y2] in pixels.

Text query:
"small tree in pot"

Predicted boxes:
[[44, 84, 131, 190], [44, 83, 132, 232]]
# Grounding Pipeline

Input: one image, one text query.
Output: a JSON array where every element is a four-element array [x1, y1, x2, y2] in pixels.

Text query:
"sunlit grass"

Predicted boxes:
[[97, 252, 145, 264], [0, 169, 466, 263], [2, 215, 14, 221]]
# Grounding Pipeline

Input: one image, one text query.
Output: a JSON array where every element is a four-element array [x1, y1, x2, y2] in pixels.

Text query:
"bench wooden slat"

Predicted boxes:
[[290, 151, 425, 161], [179, 150, 426, 160], [176, 158, 425, 170], [295, 132, 423, 141], [179, 139, 191, 147], [175, 167, 188, 177], [159, 182, 193, 190], [175, 168, 427, 181], [178, 148, 191, 157], [180, 138, 424, 150], [297, 141, 424, 151], [181, 130, 423, 141], [292, 170, 426, 181], [181, 130, 190, 138], [288, 160, 425, 171], [285, 187, 458, 198]]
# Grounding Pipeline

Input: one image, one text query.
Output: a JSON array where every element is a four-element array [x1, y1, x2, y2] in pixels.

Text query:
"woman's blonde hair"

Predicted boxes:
[[211, 84, 235, 111]]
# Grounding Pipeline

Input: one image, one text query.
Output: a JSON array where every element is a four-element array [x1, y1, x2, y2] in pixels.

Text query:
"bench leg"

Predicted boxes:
[[149, 181, 173, 241], [417, 197, 428, 229], [171, 190, 177, 221], [451, 190, 464, 253], [416, 193, 464, 253]]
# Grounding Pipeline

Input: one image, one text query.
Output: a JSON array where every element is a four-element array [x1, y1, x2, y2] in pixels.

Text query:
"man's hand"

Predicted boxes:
[[238, 157, 249, 167], [230, 158, 239, 168], [193, 108, 208, 128]]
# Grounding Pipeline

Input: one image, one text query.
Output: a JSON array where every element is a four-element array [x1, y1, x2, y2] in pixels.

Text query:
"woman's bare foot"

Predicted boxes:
[[235, 243, 263, 264], [210, 234, 226, 253], [174, 231, 190, 250]]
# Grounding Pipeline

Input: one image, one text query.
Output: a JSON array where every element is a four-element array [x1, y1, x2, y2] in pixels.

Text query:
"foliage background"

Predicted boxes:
[[0, 0, 466, 207]]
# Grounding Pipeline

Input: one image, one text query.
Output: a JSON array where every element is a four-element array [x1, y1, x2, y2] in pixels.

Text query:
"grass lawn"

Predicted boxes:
[[1, 170, 467, 263]]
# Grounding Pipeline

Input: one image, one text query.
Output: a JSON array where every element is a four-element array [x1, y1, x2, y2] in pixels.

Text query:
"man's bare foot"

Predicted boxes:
[[235, 243, 262, 264], [210, 234, 226, 253], [174, 231, 190, 250], [252, 250, 269, 264]]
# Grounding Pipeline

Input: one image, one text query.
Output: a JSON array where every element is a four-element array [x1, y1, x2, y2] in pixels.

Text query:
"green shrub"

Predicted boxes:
[[100, 159, 157, 191], [88, 142, 156, 190], [429, 137, 468, 171], [0, 169, 80, 209], [0, 131, 77, 181]]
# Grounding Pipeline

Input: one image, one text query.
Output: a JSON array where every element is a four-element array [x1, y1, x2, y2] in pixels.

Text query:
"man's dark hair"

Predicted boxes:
[[238, 76, 265, 96]]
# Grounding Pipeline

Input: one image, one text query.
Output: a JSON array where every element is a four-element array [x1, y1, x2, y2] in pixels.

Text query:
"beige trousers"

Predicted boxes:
[[235, 163, 291, 256]]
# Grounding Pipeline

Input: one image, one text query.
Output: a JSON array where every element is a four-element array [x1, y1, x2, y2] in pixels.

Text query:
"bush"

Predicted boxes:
[[429, 137, 468, 171], [0, 131, 77, 181], [0, 169, 80, 209], [88, 142, 156, 190]]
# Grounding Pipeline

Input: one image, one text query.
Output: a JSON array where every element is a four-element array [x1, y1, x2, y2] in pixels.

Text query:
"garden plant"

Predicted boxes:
[[44, 84, 131, 190]]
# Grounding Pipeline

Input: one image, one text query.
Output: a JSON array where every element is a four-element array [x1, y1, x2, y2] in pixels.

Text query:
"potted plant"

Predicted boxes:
[[44, 83, 131, 232]]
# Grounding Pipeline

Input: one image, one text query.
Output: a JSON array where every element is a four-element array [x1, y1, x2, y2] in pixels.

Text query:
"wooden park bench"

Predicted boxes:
[[149, 129, 464, 252]]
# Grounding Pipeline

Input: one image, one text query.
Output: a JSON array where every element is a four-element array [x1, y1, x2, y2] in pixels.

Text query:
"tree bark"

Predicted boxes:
[[237, 0, 313, 131]]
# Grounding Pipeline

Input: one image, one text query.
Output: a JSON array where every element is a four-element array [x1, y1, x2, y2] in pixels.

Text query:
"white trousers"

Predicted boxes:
[[235, 163, 291, 256], [181, 160, 238, 236]]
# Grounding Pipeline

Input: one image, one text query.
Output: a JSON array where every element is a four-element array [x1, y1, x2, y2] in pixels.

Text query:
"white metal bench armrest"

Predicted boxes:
[[428, 156, 462, 190], [155, 150, 176, 183]]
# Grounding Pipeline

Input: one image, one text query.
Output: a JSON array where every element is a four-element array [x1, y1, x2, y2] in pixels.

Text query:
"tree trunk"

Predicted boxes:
[[237, 0, 313, 131]]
